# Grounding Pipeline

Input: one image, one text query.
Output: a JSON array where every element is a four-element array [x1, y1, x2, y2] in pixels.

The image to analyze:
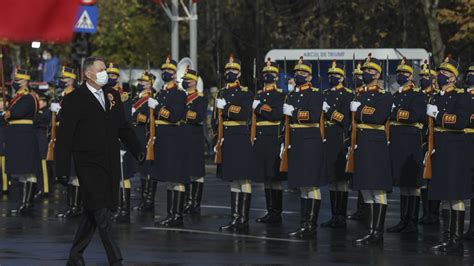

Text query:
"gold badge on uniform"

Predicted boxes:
[[107, 93, 115, 110]]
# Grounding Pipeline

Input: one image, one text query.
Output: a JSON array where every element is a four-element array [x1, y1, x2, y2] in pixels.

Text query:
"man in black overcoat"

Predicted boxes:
[[55, 57, 143, 266]]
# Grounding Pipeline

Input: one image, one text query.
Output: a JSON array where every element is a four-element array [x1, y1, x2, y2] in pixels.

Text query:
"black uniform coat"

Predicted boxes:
[[182, 90, 207, 178], [466, 88, 474, 192], [352, 85, 393, 191], [117, 89, 135, 179], [216, 83, 253, 181], [34, 107, 52, 159], [5, 92, 40, 175], [428, 87, 471, 200], [287, 84, 326, 188], [323, 84, 352, 182], [131, 93, 152, 177], [389, 84, 425, 188], [251, 86, 285, 182], [55, 83, 142, 210], [151, 85, 188, 183]]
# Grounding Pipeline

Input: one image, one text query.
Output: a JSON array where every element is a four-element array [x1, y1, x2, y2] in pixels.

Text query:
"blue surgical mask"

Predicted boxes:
[[263, 73, 276, 84], [225, 72, 238, 83], [396, 74, 409, 86], [294, 74, 307, 86], [162, 71, 174, 82], [328, 75, 341, 87], [419, 77, 431, 89], [362, 72, 375, 84], [437, 73, 450, 87], [287, 84, 295, 93]]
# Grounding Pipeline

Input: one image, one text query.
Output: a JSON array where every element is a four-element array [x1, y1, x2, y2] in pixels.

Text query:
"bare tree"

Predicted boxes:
[[421, 0, 445, 64]]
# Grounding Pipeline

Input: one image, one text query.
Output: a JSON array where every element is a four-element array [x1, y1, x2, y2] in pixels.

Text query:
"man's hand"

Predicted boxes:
[[252, 100, 261, 109], [350, 101, 361, 112], [148, 98, 159, 109], [322, 101, 330, 113], [137, 152, 146, 165], [283, 104, 295, 116], [56, 176, 69, 187], [426, 104, 439, 118], [50, 102, 61, 113], [216, 98, 227, 109]]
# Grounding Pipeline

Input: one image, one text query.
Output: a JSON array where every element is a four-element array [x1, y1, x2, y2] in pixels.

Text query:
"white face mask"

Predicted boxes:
[[287, 84, 295, 92], [95, 70, 109, 86]]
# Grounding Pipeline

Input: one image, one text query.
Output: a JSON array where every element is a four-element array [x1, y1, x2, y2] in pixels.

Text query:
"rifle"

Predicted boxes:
[[145, 57, 156, 161], [385, 55, 390, 144], [318, 57, 325, 141], [345, 53, 357, 173], [279, 57, 289, 172], [250, 58, 257, 145], [423, 54, 434, 180], [0, 46, 6, 111], [46, 87, 59, 161], [214, 53, 223, 164]]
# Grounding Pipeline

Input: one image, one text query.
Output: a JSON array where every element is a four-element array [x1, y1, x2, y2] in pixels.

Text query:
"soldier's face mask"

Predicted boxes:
[[107, 78, 118, 87], [287, 84, 295, 92], [137, 83, 145, 91], [263, 73, 276, 84], [437, 72, 450, 87], [182, 80, 190, 90], [419, 76, 431, 89], [467, 74, 474, 86], [294, 74, 308, 86], [355, 76, 364, 87], [162, 71, 174, 82], [328, 75, 341, 87], [225, 71, 239, 83], [11, 81, 21, 91], [58, 79, 68, 89], [362, 72, 376, 84], [396, 73, 410, 86]]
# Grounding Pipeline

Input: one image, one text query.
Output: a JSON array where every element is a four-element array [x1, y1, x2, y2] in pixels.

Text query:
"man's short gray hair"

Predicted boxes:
[[83, 56, 105, 72]]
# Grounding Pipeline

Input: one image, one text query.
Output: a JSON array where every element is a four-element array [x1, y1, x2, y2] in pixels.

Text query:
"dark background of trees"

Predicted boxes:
[[8, 0, 474, 88]]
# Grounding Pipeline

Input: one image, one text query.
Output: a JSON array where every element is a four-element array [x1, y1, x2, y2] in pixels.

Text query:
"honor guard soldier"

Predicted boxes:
[[107, 63, 134, 222], [282, 57, 326, 239], [347, 61, 366, 221], [251, 58, 285, 224], [464, 62, 474, 240], [51, 66, 83, 219], [132, 70, 156, 212], [214, 55, 254, 232], [33, 89, 52, 200], [426, 56, 471, 253], [181, 67, 207, 215], [148, 56, 188, 227], [3, 67, 41, 215], [386, 58, 425, 233], [0, 93, 10, 194], [418, 61, 441, 225], [350, 54, 393, 245], [320, 60, 352, 228]]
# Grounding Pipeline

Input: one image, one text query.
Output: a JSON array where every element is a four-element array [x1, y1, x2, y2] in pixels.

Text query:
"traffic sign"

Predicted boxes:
[[74, 5, 98, 34]]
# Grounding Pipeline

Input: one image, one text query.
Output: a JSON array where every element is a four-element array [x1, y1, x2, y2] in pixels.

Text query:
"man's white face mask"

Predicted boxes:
[[95, 71, 109, 87]]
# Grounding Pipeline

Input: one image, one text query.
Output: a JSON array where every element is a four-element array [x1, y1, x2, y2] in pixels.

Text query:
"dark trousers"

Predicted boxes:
[[68, 208, 122, 265]]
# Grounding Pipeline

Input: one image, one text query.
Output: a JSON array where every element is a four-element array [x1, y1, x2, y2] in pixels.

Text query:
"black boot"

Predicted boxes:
[[156, 190, 185, 227], [424, 200, 441, 225], [112, 188, 124, 220], [387, 195, 408, 233], [132, 178, 149, 211], [367, 203, 387, 245], [57, 185, 73, 218], [321, 191, 337, 227], [114, 188, 131, 223], [431, 209, 451, 251], [256, 189, 282, 224], [419, 189, 430, 224], [400, 195, 419, 233], [354, 203, 374, 245], [464, 199, 474, 239], [11, 181, 35, 215], [59, 186, 83, 219], [219, 192, 251, 232], [184, 181, 204, 215], [442, 210, 465, 253], [333, 191, 348, 228], [134, 179, 156, 212], [348, 191, 365, 220], [288, 198, 320, 240]]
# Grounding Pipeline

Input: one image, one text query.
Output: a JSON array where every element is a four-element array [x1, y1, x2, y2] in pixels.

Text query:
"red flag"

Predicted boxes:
[[0, 0, 81, 43]]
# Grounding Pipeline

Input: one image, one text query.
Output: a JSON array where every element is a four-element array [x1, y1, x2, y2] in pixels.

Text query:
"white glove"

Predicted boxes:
[[213, 138, 224, 153], [322, 101, 330, 112], [50, 103, 61, 113], [216, 98, 227, 109], [426, 104, 439, 118], [131, 107, 137, 115], [283, 103, 295, 116], [279, 143, 284, 159], [423, 149, 436, 165], [350, 101, 361, 112], [148, 98, 159, 109], [252, 100, 261, 109], [391, 104, 396, 112]]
